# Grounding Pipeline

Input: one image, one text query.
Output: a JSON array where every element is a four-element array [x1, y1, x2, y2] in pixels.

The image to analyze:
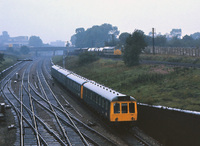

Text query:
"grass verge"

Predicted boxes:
[[0, 54, 18, 72], [53, 55, 200, 111]]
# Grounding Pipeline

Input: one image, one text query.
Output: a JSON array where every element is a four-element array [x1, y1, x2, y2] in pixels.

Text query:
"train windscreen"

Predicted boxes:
[[114, 103, 120, 113], [129, 103, 135, 113], [122, 103, 128, 113]]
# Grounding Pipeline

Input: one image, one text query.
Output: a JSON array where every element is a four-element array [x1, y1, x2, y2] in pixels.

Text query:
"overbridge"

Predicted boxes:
[[30, 47, 76, 56]]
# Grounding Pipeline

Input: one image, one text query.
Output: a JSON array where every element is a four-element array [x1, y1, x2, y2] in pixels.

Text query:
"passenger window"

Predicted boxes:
[[91, 93, 93, 100], [105, 101, 108, 110], [102, 99, 104, 108], [96, 95, 98, 104], [122, 103, 127, 113], [99, 97, 101, 106], [114, 103, 120, 113], [129, 103, 135, 113]]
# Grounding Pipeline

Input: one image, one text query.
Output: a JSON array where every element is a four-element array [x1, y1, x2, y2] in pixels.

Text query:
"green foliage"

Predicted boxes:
[[123, 30, 147, 66], [134, 73, 165, 84], [145, 31, 200, 47], [104, 34, 119, 47], [155, 35, 167, 46], [6, 47, 14, 53], [53, 54, 200, 111], [0, 54, 17, 72], [190, 32, 200, 39], [0, 53, 5, 64], [140, 54, 200, 64], [29, 36, 43, 47], [72, 23, 119, 48], [78, 52, 99, 65], [119, 32, 130, 46], [54, 56, 200, 111], [20, 46, 30, 55]]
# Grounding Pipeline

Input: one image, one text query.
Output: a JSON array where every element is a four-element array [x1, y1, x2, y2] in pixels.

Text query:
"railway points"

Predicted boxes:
[[1, 57, 152, 145]]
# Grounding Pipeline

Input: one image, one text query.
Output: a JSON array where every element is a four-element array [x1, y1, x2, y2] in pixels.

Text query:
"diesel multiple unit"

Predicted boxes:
[[51, 65, 137, 122]]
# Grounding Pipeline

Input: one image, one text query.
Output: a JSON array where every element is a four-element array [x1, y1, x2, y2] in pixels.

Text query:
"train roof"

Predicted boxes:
[[98, 47, 104, 51], [59, 69, 71, 76], [52, 65, 71, 76], [52, 65, 61, 70], [52, 65, 136, 102], [84, 81, 136, 102], [67, 73, 89, 85], [103, 46, 115, 50]]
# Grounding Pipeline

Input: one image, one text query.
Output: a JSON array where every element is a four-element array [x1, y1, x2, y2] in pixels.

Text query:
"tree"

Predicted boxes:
[[20, 46, 30, 55], [0, 53, 4, 64], [70, 34, 76, 46], [71, 23, 120, 48], [167, 36, 182, 47], [78, 52, 99, 65], [190, 32, 200, 40], [76, 28, 85, 34], [155, 35, 167, 46], [182, 35, 194, 47], [119, 32, 130, 46], [170, 29, 182, 38], [29, 36, 43, 47], [182, 35, 193, 41], [105, 34, 119, 47], [144, 35, 152, 46], [123, 30, 147, 66]]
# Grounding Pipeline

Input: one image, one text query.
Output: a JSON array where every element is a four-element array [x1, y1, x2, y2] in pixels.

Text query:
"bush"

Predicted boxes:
[[123, 30, 147, 66], [78, 52, 99, 65]]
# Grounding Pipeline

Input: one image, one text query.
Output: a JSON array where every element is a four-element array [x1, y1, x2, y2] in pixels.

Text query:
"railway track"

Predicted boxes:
[[0, 57, 161, 146], [1, 57, 120, 145], [1, 61, 63, 145]]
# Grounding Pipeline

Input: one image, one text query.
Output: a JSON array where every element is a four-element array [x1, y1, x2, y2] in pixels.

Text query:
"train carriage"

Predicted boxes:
[[51, 65, 137, 123], [51, 65, 71, 86], [65, 74, 88, 97], [83, 81, 137, 122]]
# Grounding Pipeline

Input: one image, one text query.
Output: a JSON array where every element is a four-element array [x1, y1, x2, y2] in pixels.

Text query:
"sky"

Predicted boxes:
[[0, 0, 200, 43]]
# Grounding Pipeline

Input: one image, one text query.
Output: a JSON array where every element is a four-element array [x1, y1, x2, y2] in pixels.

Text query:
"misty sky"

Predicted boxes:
[[1, 0, 200, 43]]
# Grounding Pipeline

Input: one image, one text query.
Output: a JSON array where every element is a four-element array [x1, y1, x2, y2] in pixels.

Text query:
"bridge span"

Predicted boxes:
[[30, 47, 76, 56]]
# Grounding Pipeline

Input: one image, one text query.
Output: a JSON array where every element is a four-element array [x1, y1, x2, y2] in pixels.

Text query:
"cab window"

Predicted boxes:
[[122, 103, 127, 113], [129, 103, 135, 113], [114, 103, 120, 113]]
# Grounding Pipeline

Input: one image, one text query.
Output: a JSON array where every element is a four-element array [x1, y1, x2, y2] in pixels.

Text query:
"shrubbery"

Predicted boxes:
[[123, 30, 147, 66], [78, 52, 99, 65]]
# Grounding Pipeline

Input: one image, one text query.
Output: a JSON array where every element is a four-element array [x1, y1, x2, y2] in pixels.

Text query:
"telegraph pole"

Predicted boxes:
[[63, 52, 65, 68], [152, 28, 155, 55], [63, 41, 69, 68]]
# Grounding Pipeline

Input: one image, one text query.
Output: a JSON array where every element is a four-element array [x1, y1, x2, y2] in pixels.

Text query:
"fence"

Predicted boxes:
[[144, 47, 200, 57]]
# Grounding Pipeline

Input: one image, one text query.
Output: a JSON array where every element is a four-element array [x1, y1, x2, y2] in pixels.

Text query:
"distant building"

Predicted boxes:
[[5, 36, 29, 47], [0, 31, 29, 49], [50, 40, 65, 47]]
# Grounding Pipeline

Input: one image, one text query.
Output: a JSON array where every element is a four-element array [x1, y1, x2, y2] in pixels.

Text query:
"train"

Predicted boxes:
[[74, 46, 122, 57], [51, 65, 137, 122]]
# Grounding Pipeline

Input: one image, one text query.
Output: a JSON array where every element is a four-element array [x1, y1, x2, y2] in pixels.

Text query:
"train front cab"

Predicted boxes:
[[110, 101, 137, 122]]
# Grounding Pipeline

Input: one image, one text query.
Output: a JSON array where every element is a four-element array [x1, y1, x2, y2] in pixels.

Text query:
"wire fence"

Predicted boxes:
[[144, 46, 200, 57]]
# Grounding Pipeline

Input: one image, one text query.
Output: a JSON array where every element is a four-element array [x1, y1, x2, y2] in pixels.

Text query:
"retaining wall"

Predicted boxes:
[[137, 104, 200, 146]]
